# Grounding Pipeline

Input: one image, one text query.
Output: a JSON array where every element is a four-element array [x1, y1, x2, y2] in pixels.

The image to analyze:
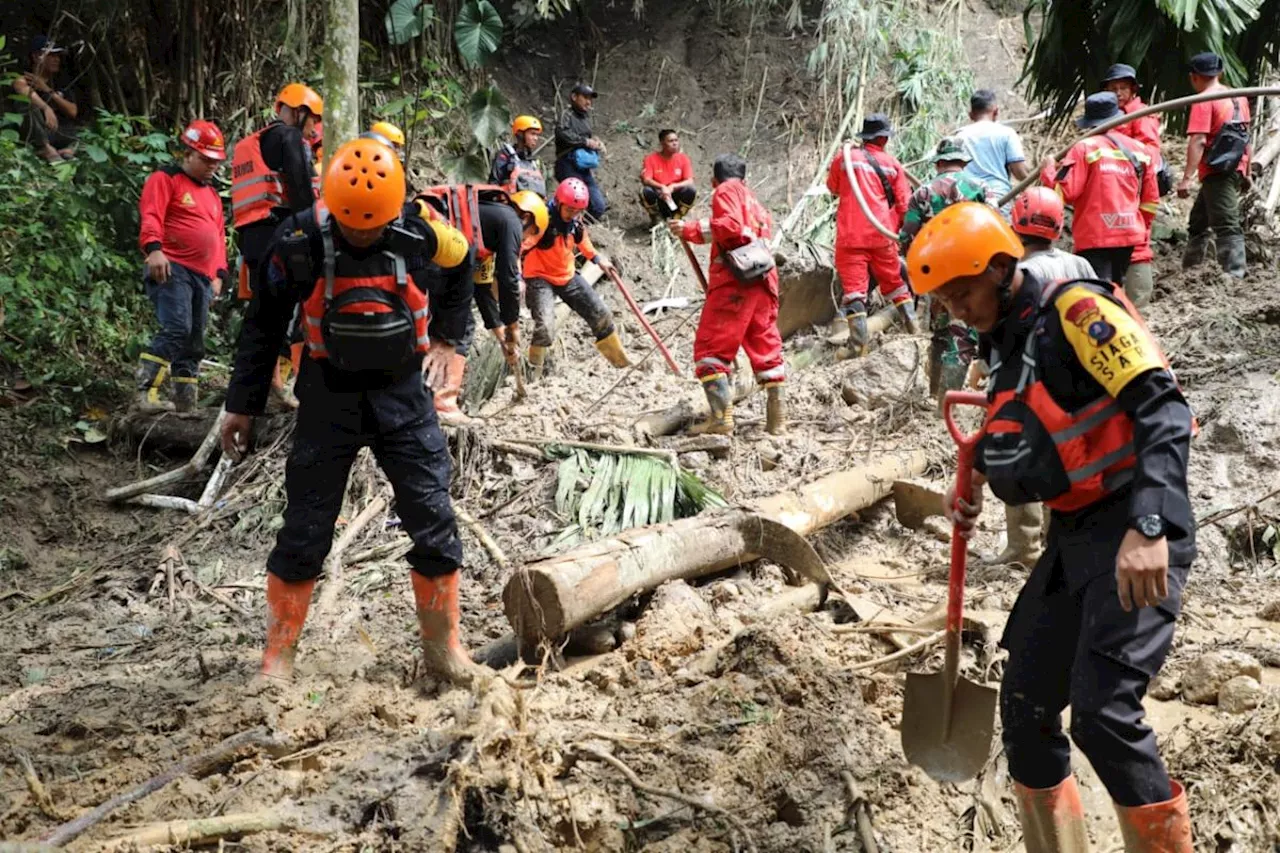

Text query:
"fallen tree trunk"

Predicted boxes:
[[109, 408, 285, 455], [503, 451, 926, 648]]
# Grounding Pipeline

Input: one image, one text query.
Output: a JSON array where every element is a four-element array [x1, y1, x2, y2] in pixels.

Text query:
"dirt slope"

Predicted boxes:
[[3, 1, 1280, 851]]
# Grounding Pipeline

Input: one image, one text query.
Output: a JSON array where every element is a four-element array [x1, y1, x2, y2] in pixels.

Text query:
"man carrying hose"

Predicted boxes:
[[826, 114, 916, 357], [908, 202, 1195, 851]]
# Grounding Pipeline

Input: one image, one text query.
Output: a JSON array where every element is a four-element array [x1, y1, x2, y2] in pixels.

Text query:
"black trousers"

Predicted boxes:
[[640, 185, 697, 219], [1078, 246, 1133, 284], [267, 364, 462, 582], [1000, 535, 1187, 807]]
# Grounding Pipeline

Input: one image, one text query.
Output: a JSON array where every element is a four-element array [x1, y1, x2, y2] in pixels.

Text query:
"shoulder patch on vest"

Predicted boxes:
[[1054, 285, 1163, 397]]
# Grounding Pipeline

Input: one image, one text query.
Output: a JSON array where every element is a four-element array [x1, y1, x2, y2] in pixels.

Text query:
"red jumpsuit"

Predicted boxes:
[[1040, 132, 1158, 251], [681, 178, 784, 383], [826, 143, 911, 308], [1117, 97, 1162, 265]]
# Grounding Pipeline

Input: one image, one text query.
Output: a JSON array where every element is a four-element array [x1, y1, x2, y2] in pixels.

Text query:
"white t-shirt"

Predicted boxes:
[[1018, 248, 1098, 282]]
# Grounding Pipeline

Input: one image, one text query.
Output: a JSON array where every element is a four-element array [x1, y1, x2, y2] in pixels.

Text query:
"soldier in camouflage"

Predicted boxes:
[[899, 137, 992, 400]]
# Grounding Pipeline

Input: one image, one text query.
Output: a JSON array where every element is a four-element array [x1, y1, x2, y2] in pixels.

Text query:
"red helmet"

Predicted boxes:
[[1011, 187, 1065, 241], [181, 120, 226, 161], [555, 177, 590, 209]]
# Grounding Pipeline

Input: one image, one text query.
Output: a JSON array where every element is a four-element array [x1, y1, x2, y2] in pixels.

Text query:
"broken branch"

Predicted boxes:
[[848, 629, 945, 672], [100, 810, 289, 851], [456, 506, 510, 570], [314, 496, 388, 618], [105, 408, 226, 502]]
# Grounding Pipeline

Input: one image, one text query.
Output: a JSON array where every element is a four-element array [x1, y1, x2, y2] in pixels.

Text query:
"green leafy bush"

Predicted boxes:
[[0, 110, 180, 389]]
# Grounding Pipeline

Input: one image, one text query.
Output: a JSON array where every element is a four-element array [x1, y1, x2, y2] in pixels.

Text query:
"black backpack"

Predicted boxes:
[[1204, 97, 1250, 176]]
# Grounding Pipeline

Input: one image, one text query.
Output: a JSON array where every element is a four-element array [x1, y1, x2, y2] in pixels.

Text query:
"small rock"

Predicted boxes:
[[1182, 650, 1263, 704], [979, 594, 1002, 611], [1148, 673, 1180, 701], [679, 450, 711, 470], [616, 621, 636, 643], [1219, 675, 1264, 714], [1259, 601, 1280, 622]]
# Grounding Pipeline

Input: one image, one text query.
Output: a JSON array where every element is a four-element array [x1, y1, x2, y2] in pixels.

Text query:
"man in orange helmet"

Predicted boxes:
[[221, 138, 481, 688], [491, 115, 547, 197], [231, 83, 324, 406], [908, 202, 1194, 852], [134, 121, 230, 413]]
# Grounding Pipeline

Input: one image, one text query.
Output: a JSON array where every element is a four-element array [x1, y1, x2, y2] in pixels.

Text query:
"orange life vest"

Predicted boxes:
[[980, 278, 1187, 514], [299, 207, 431, 372], [415, 184, 510, 259], [231, 127, 287, 229]]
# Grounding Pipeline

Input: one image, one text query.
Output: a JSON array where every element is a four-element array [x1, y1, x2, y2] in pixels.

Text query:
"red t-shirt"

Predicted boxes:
[[1188, 85, 1251, 179], [642, 151, 693, 186], [138, 165, 228, 280]]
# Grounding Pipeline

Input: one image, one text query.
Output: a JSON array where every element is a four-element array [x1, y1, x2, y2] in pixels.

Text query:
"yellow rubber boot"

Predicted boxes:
[[261, 574, 317, 680], [134, 354, 176, 413], [1114, 781, 1193, 852], [410, 570, 485, 686], [172, 376, 199, 413], [527, 344, 548, 380], [764, 381, 786, 435], [689, 373, 735, 436], [594, 331, 632, 368], [1015, 776, 1091, 853]]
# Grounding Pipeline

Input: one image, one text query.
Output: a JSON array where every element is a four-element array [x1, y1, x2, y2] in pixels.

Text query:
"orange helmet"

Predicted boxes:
[[1011, 186, 1066, 241], [275, 83, 323, 117], [323, 139, 406, 229], [512, 115, 543, 135], [906, 202, 1024, 295]]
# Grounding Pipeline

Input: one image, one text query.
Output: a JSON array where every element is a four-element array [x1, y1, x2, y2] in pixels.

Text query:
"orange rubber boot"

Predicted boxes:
[[1114, 781, 1193, 852], [432, 352, 479, 427], [261, 574, 316, 679], [289, 342, 304, 377], [409, 570, 483, 685], [1015, 776, 1091, 853]]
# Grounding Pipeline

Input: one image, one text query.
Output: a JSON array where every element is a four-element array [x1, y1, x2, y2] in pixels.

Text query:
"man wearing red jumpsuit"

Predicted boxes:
[[826, 114, 916, 356], [1104, 64, 1164, 307], [671, 154, 785, 437]]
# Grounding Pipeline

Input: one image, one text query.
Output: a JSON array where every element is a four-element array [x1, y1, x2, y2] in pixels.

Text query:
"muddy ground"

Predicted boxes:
[[4, 1, 1280, 851]]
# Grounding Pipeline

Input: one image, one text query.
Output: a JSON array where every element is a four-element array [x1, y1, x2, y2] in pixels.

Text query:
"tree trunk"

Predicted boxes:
[[502, 451, 927, 648], [322, 0, 360, 170]]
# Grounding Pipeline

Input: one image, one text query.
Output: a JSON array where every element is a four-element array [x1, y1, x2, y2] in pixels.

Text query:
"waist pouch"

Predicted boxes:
[[571, 148, 600, 170], [321, 287, 418, 373], [724, 239, 776, 284], [1205, 99, 1249, 175], [980, 398, 1071, 506]]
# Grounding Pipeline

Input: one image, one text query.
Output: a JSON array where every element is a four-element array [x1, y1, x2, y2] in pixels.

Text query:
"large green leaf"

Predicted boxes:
[[468, 85, 510, 149], [386, 0, 434, 45], [443, 149, 492, 183], [455, 0, 504, 68]]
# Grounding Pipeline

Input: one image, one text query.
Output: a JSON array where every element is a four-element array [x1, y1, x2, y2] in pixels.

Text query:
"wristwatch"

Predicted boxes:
[[1132, 514, 1167, 539]]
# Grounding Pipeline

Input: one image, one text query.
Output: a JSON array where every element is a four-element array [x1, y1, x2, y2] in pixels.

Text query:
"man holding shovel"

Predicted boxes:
[[907, 202, 1195, 851]]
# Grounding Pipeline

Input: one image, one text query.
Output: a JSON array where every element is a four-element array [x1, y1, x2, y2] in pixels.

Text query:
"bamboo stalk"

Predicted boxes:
[[100, 810, 288, 850]]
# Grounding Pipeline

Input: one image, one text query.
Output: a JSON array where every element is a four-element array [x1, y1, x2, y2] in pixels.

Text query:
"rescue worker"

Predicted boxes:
[[413, 186, 549, 425], [1178, 51, 1251, 279], [135, 121, 230, 413], [640, 129, 696, 224], [826, 114, 916, 357], [900, 137, 989, 399], [1040, 92, 1158, 284], [221, 138, 478, 685], [522, 178, 630, 374], [368, 121, 406, 159], [231, 83, 323, 407], [491, 115, 547, 197], [910, 202, 1195, 852], [1103, 63, 1164, 307], [957, 88, 1031, 213], [670, 154, 785, 436], [554, 83, 607, 219]]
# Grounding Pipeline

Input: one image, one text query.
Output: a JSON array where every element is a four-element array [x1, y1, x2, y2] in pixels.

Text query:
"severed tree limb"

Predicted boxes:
[[505, 436, 679, 466], [848, 629, 945, 672], [198, 455, 235, 508], [314, 496, 388, 618], [127, 493, 203, 514], [574, 744, 758, 853], [455, 506, 510, 571], [99, 810, 290, 851], [840, 771, 879, 853], [105, 408, 227, 502], [345, 537, 412, 566], [40, 727, 282, 848], [13, 748, 68, 821]]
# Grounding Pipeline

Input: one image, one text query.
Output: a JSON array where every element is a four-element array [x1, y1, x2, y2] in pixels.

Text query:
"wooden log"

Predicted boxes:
[[100, 810, 288, 851], [106, 409, 227, 502], [109, 409, 283, 456], [503, 452, 927, 647]]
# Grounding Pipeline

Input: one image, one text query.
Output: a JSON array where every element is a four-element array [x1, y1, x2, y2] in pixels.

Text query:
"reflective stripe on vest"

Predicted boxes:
[[230, 128, 286, 229], [301, 206, 430, 360]]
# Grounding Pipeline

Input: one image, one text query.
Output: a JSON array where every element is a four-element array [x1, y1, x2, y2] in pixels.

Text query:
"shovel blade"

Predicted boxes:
[[901, 671, 998, 783]]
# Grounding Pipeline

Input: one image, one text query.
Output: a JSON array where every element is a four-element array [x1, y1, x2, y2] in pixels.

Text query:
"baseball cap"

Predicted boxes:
[[570, 83, 599, 98], [1188, 52, 1224, 76], [31, 35, 65, 54]]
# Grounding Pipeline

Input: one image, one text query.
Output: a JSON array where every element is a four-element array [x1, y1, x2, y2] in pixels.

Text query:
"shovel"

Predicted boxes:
[[900, 390, 998, 783]]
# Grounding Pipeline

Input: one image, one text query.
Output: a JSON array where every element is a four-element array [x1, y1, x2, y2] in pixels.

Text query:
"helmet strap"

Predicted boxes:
[[995, 259, 1017, 321]]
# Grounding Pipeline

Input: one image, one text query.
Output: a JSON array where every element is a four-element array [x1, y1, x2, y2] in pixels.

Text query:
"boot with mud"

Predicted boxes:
[[172, 377, 199, 413], [764, 381, 786, 435], [839, 303, 871, 360], [410, 570, 485, 686], [896, 298, 921, 335], [134, 354, 176, 413], [433, 352, 480, 427], [1217, 233, 1247, 279], [261, 574, 317, 680], [984, 503, 1045, 567], [1014, 776, 1091, 853], [1181, 232, 1211, 270], [594, 331, 632, 368], [1113, 780, 1193, 852], [689, 372, 734, 436], [527, 344, 548, 380]]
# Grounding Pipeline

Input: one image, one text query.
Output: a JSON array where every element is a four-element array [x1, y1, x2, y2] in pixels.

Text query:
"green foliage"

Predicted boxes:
[[468, 85, 511, 148], [0, 111, 185, 389], [386, 0, 435, 46], [1022, 0, 1280, 128], [548, 449, 728, 551], [455, 0, 505, 68]]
